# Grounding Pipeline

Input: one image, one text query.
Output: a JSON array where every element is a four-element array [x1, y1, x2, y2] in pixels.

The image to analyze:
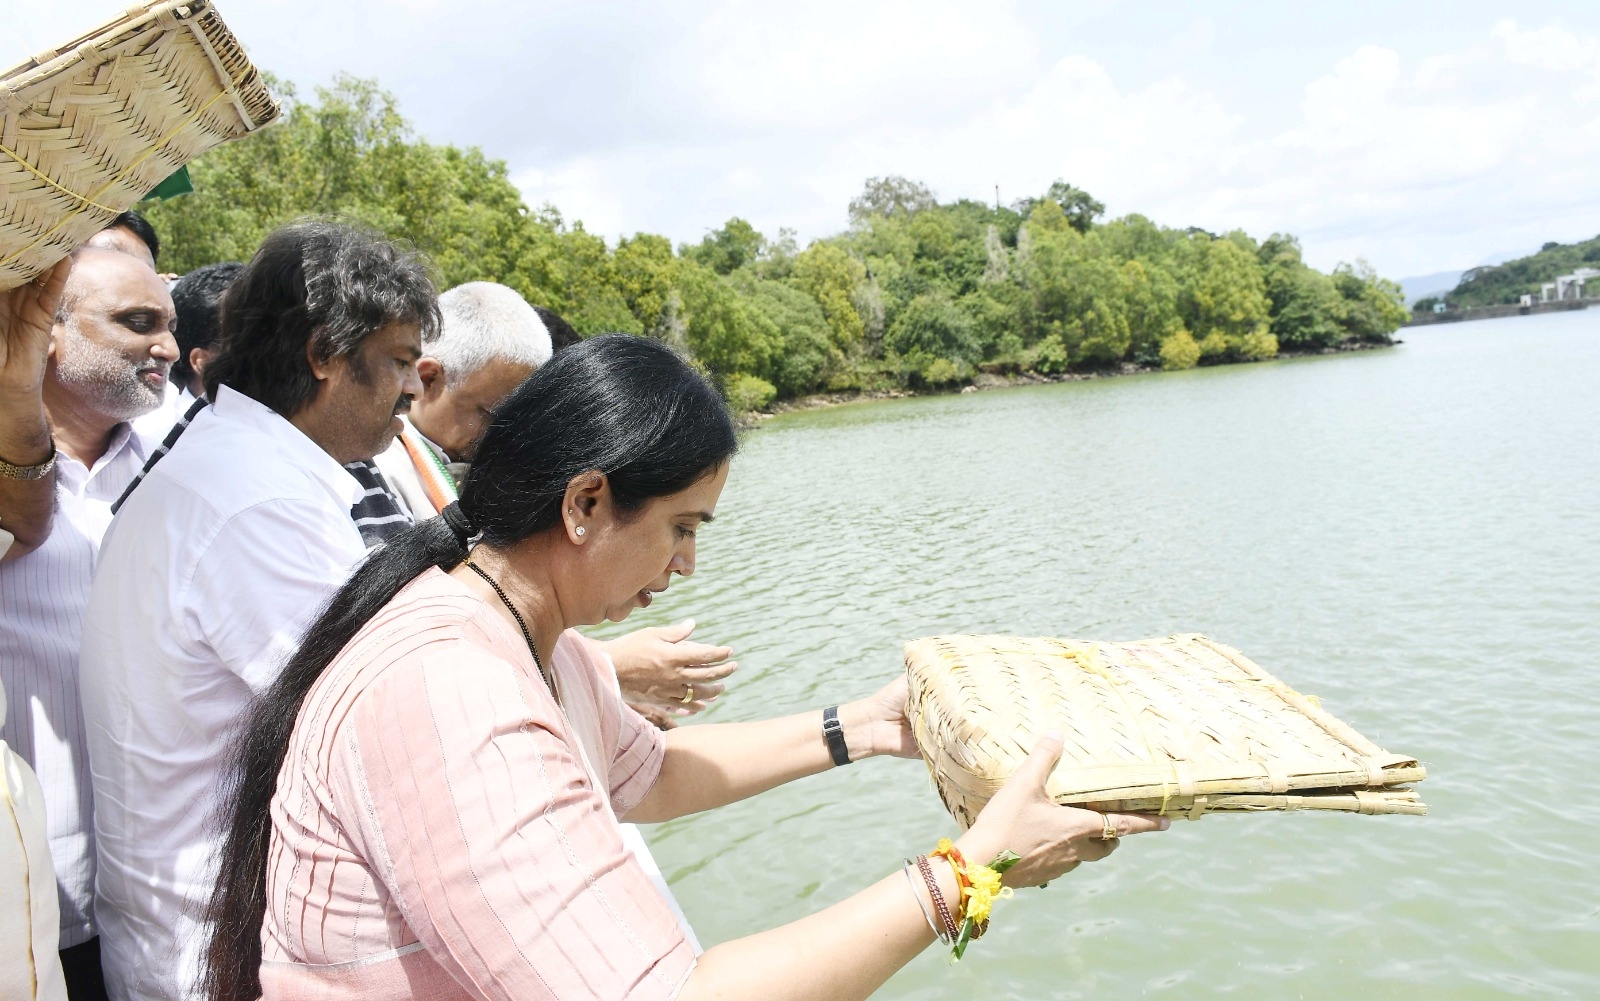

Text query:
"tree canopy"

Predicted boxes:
[[145, 75, 1409, 409]]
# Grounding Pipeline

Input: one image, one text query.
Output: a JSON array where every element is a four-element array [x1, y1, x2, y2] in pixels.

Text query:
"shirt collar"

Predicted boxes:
[[55, 421, 144, 488], [211, 385, 364, 510]]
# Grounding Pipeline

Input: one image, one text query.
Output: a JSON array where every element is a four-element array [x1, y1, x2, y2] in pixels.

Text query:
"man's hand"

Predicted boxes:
[[0, 259, 68, 405], [602, 619, 737, 718], [0, 258, 70, 563]]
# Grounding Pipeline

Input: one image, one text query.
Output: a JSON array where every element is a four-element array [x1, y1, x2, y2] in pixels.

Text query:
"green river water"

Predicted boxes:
[[602, 308, 1600, 999]]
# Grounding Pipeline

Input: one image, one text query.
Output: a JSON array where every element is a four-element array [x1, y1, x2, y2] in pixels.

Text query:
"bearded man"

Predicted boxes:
[[0, 247, 178, 1001], [78, 222, 435, 1001]]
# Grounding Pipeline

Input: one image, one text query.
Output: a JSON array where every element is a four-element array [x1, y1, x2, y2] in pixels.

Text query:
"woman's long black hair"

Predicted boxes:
[[203, 333, 738, 1001]]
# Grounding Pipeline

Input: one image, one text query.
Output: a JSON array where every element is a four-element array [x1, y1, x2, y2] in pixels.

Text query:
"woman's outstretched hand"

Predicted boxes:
[[958, 733, 1170, 888], [838, 674, 920, 760]]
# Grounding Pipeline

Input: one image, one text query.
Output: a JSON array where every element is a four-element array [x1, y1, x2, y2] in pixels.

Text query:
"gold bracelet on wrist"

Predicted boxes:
[[0, 443, 56, 480]]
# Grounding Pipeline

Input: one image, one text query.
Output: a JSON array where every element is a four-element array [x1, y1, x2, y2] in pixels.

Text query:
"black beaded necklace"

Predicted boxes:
[[464, 558, 556, 700]]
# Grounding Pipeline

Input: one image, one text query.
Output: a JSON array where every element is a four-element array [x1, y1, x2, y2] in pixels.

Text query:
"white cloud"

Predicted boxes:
[[693, 0, 1037, 129], [505, 13, 1600, 275], [7, 3, 1600, 276], [1494, 19, 1600, 80]]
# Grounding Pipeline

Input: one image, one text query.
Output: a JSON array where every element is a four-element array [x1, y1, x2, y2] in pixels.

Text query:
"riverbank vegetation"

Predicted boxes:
[[147, 76, 1408, 409], [1420, 235, 1600, 311]]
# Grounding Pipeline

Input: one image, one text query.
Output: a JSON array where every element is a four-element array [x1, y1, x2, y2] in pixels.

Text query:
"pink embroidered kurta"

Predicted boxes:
[[260, 568, 694, 1000]]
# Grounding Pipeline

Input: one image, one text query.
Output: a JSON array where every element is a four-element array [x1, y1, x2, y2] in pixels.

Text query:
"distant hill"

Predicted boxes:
[[1396, 245, 1542, 306], [1400, 269, 1463, 305], [1444, 236, 1600, 307]]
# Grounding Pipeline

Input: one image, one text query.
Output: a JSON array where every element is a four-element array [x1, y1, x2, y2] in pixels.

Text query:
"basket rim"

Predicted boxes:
[[1, 0, 276, 133], [4, 1, 191, 88]]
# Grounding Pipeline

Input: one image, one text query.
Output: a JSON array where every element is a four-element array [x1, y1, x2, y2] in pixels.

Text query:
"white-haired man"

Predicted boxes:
[[367, 280, 551, 521], [349, 283, 736, 720]]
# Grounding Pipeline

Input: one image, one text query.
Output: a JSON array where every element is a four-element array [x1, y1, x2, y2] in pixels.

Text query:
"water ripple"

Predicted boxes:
[[593, 310, 1600, 998]]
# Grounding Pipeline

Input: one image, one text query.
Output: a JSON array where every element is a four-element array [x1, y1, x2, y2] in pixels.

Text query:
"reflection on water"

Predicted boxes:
[[597, 310, 1600, 999]]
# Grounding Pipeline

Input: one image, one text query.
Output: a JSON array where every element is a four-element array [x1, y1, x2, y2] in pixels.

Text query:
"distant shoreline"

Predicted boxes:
[[753, 341, 1396, 420], [1405, 298, 1588, 327]]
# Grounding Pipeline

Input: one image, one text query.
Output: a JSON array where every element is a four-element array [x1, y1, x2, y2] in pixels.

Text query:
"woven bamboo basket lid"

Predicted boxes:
[[0, 0, 278, 290], [905, 634, 1426, 827]]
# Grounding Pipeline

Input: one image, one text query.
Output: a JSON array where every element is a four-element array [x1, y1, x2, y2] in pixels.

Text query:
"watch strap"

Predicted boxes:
[[822, 705, 851, 766], [0, 445, 55, 481]]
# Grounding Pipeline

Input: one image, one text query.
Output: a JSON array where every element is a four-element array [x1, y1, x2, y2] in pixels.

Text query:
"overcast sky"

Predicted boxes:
[[10, 0, 1600, 278]]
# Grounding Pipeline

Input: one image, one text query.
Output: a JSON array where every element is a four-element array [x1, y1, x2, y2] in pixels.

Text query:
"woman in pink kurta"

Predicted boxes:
[[259, 569, 690, 999], [203, 335, 1166, 1001]]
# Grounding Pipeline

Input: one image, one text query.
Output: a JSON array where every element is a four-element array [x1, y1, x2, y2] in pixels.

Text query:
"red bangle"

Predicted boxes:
[[915, 854, 959, 942], [930, 844, 972, 923]]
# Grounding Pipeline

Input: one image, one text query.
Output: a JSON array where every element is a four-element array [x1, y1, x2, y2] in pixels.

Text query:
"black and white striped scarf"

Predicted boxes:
[[344, 460, 414, 546]]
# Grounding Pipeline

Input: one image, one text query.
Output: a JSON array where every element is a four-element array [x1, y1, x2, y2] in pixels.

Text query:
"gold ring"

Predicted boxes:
[[1099, 813, 1118, 841], [680, 684, 694, 704]]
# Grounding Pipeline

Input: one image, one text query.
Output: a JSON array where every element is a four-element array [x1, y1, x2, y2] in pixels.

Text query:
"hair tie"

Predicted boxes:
[[440, 501, 475, 547]]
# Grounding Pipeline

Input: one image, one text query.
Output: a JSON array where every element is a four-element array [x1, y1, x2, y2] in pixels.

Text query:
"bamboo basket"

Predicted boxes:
[[905, 634, 1426, 827], [0, 0, 277, 290]]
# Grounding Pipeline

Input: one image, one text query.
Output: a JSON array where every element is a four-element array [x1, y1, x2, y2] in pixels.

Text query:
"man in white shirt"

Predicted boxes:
[[1, 248, 179, 1001], [79, 222, 438, 1001], [0, 259, 73, 1001]]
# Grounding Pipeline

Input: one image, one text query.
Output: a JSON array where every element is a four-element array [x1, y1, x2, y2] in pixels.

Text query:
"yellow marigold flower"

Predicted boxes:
[[961, 864, 1013, 924]]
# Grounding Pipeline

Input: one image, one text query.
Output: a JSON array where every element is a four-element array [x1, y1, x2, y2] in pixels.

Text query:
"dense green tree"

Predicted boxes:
[[726, 270, 837, 396], [885, 294, 981, 383], [1258, 234, 1342, 350], [1331, 261, 1408, 342], [681, 217, 767, 275], [611, 233, 678, 333], [673, 263, 778, 377], [1182, 237, 1276, 361], [848, 176, 938, 224], [142, 73, 1408, 409], [791, 242, 867, 352], [1120, 259, 1184, 366], [1012, 180, 1105, 234]]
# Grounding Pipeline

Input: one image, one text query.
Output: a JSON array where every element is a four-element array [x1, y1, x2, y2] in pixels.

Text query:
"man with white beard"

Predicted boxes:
[[0, 247, 177, 1001]]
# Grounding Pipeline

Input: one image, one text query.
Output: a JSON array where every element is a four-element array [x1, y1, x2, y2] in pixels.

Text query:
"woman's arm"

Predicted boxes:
[[624, 676, 914, 823], [677, 736, 1170, 1001]]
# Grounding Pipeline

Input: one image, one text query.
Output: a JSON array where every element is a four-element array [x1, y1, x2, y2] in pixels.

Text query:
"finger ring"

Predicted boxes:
[[1099, 812, 1118, 841], [680, 684, 694, 704]]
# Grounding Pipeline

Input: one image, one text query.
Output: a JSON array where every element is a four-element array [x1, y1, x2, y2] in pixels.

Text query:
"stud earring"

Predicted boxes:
[[575, 526, 586, 537]]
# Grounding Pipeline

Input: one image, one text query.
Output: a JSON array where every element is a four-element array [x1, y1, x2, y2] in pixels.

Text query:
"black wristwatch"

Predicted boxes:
[[822, 705, 851, 766]]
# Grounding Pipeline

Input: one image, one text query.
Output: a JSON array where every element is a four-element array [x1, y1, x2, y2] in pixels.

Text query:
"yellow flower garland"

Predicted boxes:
[[962, 862, 1013, 924], [931, 839, 1020, 961]]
